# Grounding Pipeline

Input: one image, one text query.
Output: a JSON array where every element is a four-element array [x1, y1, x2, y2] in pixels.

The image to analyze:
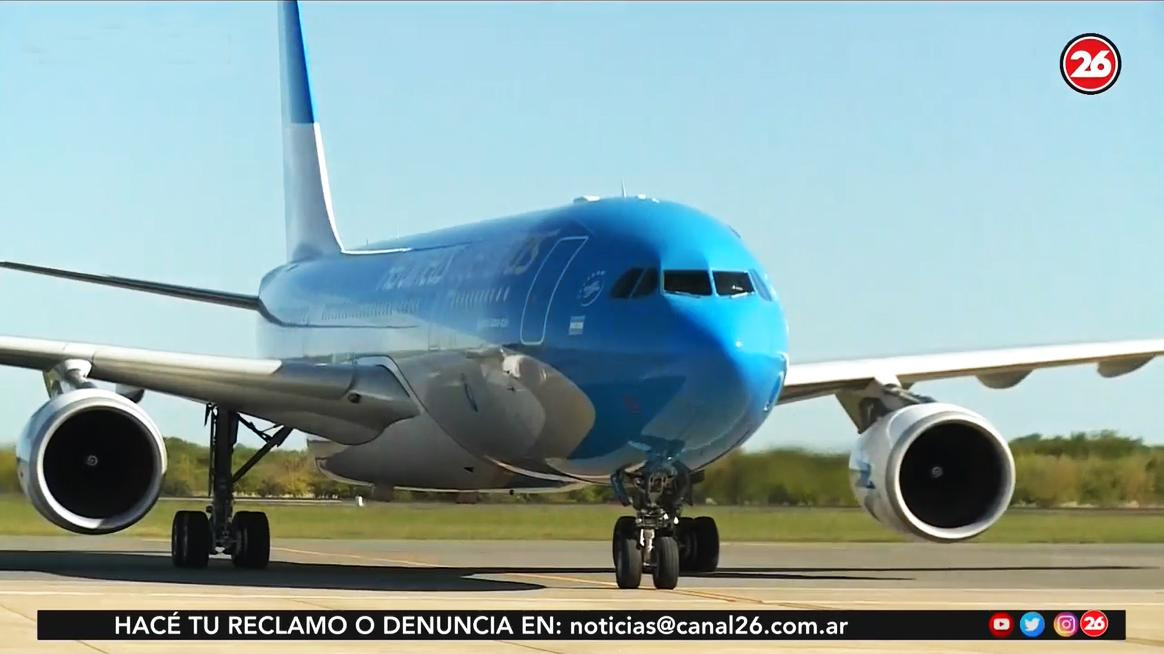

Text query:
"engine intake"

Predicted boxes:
[[17, 389, 166, 534], [849, 402, 1014, 542]]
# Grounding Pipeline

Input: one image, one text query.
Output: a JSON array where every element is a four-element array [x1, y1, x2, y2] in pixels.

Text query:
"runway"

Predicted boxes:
[[0, 536, 1161, 653]]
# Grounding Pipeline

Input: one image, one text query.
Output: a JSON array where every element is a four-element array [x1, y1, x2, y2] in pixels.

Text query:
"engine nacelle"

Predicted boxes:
[[16, 388, 167, 534], [849, 402, 1014, 542]]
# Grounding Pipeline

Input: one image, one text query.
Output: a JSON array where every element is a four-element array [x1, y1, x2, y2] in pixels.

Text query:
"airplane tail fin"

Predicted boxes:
[[278, 1, 343, 261]]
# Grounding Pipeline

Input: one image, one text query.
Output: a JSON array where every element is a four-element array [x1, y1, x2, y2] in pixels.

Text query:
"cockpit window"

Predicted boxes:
[[713, 271, 754, 296], [630, 268, 658, 297], [610, 268, 643, 299], [663, 270, 712, 296], [749, 269, 772, 301]]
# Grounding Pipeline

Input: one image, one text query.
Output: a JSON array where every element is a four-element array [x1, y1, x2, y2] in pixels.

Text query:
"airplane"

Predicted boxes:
[[2, 1, 1163, 590]]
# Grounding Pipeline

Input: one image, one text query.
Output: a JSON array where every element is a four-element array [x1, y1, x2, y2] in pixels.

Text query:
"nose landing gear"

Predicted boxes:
[[610, 465, 719, 589]]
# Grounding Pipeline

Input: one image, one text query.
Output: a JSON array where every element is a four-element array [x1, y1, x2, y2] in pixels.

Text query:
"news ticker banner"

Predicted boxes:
[[38, 610, 1124, 641]]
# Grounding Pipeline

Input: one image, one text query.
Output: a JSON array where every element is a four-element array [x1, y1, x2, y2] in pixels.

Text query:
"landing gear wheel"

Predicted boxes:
[[677, 517, 697, 572], [651, 535, 679, 589], [677, 516, 720, 573], [692, 516, 719, 573], [230, 511, 270, 569], [171, 510, 210, 569], [613, 526, 642, 589], [612, 516, 636, 565]]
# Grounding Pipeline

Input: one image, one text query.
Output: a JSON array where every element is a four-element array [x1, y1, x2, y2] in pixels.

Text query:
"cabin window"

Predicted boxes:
[[663, 270, 712, 296], [630, 268, 658, 297], [749, 269, 772, 301], [610, 268, 643, 299], [713, 271, 754, 296]]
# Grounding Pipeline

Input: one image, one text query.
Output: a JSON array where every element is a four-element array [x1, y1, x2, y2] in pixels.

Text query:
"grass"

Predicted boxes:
[[0, 495, 1162, 542]]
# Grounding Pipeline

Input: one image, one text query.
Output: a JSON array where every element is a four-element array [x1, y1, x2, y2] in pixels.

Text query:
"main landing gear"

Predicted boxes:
[[610, 465, 719, 590], [171, 406, 291, 570]]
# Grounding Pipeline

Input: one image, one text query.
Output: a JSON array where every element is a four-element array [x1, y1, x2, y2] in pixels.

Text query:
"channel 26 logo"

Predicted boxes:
[[1079, 610, 1109, 638], [1060, 33, 1120, 94]]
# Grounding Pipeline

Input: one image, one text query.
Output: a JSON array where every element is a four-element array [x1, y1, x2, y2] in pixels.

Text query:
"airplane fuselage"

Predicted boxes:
[[257, 197, 789, 492]]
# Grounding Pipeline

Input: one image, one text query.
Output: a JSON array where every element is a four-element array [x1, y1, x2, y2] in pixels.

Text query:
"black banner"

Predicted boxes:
[[37, 609, 1126, 641]]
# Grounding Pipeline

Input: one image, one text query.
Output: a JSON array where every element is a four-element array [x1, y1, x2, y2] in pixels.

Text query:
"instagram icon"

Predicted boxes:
[[1053, 612, 1078, 637]]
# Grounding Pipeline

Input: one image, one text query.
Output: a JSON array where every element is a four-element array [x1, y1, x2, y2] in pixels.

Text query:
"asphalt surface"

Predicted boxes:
[[0, 536, 1160, 653]]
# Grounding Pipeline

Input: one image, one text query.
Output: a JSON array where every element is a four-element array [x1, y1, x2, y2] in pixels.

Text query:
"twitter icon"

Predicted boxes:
[[1020, 612, 1045, 638]]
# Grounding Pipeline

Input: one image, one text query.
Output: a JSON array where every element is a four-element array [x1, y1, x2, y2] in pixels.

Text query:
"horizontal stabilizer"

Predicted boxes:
[[0, 261, 259, 310]]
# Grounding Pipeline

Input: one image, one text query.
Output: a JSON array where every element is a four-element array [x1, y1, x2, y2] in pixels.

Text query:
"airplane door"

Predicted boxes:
[[520, 236, 587, 345]]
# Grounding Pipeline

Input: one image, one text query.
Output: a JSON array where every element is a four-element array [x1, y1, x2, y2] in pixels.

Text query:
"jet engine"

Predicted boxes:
[[849, 402, 1014, 542], [17, 388, 167, 534]]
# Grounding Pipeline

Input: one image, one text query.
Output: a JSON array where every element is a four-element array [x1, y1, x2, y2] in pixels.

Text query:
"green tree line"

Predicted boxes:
[[2, 430, 1164, 507]]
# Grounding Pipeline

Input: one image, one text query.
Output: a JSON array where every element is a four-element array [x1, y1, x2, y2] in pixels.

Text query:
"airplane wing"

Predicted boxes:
[[0, 261, 259, 310], [0, 335, 418, 444], [780, 339, 1164, 404]]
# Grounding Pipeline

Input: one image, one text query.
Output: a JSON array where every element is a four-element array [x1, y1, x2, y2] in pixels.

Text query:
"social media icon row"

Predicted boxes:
[[989, 611, 1107, 638]]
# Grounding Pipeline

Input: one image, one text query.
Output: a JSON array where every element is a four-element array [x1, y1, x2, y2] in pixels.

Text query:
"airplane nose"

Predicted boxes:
[[694, 303, 784, 404], [649, 298, 786, 452]]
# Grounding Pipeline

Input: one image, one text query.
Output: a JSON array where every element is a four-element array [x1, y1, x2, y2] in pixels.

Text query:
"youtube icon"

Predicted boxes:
[[989, 613, 1014, 638]]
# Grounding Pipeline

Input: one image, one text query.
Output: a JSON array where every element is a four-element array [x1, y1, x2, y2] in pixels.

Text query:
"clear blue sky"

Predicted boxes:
[[1, 2, 1162, 452]]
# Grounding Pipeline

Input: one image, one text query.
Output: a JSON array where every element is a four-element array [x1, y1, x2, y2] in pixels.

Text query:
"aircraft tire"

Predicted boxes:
[[677, 517, 697, 572], [171, 510, 210, 569], [651, 535, 680, 589], [612, 516, 636, 565], [230, 511, 270, 569], [613, 523, 642, 589], [692, 516, 720, 573]]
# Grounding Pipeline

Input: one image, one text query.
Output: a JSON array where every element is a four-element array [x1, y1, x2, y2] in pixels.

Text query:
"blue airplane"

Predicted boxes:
[[3, 2, 1164, 589]]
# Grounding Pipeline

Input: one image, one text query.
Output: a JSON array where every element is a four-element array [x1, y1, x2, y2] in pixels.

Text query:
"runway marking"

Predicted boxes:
[[666, 587, 760, 604], [766, 602, 836, 610], [285, 596, 344, 611], [146, 540, 445, 569], [503, 571, 617, 588], [0, 601, 33, 623], [273, 545, 440, 568], [498, 640, 567, 654], [0, 600, 112, 654]]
